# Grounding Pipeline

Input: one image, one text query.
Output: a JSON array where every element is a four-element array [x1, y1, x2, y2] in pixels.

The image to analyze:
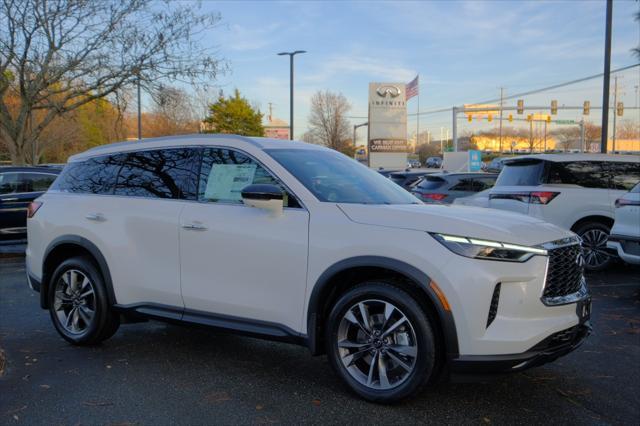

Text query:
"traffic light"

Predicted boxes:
[[551, 100, 557, 115], [468, 115, 472, 122], [546, 115, 551, 123], [508, 114, 513, 123], [517, 99, 524, 114], [617, 102, 624, 116], [488, 114, 493, 122], [583, 101, 590, 115], [526, 114, 532, 122]]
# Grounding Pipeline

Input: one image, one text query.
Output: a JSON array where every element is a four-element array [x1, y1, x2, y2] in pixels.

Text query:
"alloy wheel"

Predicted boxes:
[[337, 299, 418, 390], [53, 269, 96, 335], [580, 228, 610, 269]]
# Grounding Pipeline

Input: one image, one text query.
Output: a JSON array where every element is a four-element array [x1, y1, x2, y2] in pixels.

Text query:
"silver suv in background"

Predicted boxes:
[[607, 182, 640, 265]]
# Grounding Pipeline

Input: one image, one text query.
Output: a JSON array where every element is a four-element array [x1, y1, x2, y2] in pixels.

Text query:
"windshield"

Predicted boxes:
[[266, 149, 420, 204], [496, 160, 545, 186]]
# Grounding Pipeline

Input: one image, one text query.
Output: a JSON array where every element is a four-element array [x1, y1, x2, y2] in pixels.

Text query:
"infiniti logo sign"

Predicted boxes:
[[376, 85, 401, 98]]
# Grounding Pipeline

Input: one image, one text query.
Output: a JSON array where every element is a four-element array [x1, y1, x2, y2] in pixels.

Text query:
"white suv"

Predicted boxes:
[[457, 154, 640, 271], [27, 135, 591, 402]]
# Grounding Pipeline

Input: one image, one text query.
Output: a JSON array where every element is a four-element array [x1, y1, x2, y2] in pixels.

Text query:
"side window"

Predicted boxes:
[[0, 173, 19, 194], [52, 155, 124, 194], [546, 161, 609, 189], [475, 177, 497, 191], [608, 162, 640, 191], [115, 149, 199, 200], [199, 148, 299, 207], [22, 173, 58, 192]]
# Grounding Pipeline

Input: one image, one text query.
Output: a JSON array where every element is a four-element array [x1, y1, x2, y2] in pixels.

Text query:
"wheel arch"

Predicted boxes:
[[41, 235, 116, 309], [306, 256, 459, 360], [570, 214, 614, 233]]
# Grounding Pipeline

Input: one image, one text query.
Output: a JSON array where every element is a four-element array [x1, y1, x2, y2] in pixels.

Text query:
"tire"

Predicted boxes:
[[48, 256, 120, 345], [325, 281, 436, 403], [574, 221, 613, 272]]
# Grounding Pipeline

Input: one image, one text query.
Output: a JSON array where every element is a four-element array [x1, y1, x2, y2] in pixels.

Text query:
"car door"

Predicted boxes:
[[179, 147, 309, 332], [0, 171, 57, 239], [607, 161, 640, 210]]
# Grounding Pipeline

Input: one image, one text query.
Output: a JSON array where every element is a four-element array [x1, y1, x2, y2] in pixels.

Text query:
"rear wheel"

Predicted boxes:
[[575, 221, 613, 271], [48, 257, 120, 345], [325, 282, 436, 403]]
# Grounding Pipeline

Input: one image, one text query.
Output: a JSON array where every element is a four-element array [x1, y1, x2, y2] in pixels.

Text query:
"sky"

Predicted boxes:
[[198, 0, 640, 143]]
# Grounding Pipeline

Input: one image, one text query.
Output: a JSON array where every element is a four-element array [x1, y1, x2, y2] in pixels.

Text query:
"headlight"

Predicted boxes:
[[430, 233, 548, 262]]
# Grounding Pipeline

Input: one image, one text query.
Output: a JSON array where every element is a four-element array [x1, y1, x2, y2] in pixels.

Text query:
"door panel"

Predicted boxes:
[[179, 203, 309, 331]]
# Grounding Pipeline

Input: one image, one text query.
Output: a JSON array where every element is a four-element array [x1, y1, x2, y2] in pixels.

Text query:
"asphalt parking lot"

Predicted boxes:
[[1, 257, 639, 425]]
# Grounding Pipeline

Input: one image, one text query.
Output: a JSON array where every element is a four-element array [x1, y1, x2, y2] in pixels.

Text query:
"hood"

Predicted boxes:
[[337, 203, 573, 247]]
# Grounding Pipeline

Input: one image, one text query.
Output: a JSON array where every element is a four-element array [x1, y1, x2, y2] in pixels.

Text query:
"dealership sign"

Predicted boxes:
[[368, 82, 408, 169]]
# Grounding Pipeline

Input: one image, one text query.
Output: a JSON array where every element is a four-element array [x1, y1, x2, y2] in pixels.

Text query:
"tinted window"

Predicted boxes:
[[199, 148, 299, 207], [476, 176, 497, 191], [0, 173, 20, 194], [608, 162, 640, 191], [115, 149, 199, 199], [21, 173, 57, 192], [417, 176, 446, 190], [450, 178, 476, 192], [267, 149, 419, 205], [496, 160, 545, 186], [546, 161, 609, 189], [52, 155, 124, 194]]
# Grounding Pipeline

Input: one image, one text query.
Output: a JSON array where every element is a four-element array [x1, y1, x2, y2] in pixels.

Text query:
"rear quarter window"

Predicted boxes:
[[495, 161, 545, 186], [546, 161, 609, 189], [52, 155, 124, 194], [608, 162, 640, 191]]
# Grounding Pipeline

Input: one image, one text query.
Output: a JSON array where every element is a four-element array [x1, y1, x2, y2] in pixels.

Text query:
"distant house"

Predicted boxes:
[[264, 117, 290, 140]]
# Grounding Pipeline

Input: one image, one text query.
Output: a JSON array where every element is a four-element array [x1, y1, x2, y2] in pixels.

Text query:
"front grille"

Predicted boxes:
[[543, 243, 584, 299]]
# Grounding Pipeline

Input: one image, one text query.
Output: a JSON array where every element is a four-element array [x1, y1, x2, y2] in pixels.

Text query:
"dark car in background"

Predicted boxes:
[[411, 172, 497, 203], [388, 169, 432, 190], [486, 157, 508, 173], [426, 156, 442, 168], [0, 166, 60, 240]]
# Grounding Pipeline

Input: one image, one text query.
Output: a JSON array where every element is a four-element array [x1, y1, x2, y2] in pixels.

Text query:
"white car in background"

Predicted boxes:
[[455, 154, 640, 271], [607, 183, 640, 265]]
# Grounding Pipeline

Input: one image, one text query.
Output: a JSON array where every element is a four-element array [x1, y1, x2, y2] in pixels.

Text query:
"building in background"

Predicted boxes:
[[264, 114, 290, 140]]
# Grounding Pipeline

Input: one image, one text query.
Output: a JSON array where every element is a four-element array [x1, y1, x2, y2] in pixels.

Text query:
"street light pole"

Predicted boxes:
[[278, 50, 306, 140], [137, 74, 142, 140], [600, 0, 613, 153]]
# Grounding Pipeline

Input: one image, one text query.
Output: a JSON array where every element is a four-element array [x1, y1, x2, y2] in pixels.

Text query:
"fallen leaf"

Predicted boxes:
[[483, 417, 491, 424], [39, 384, 50, 390], [256, 404, 264, 410], [83, 401, 114, 407], [312, 399, 321, 407], [204, 392, 231, 404]]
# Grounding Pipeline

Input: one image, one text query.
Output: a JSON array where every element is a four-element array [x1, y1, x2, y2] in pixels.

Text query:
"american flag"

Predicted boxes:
[[406, 75, 419, 101]]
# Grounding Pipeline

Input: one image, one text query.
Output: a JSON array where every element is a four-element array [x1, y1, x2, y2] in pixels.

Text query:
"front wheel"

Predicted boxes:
[[325, 282, 436, 403]]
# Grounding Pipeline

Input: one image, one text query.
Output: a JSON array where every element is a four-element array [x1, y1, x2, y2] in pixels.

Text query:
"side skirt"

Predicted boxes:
[[113, 303, 308, 346]]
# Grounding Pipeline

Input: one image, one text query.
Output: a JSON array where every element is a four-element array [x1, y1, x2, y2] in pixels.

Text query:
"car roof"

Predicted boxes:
[[0, 166, 61, 173], [428, 172, 497, 178], [68, 134, 327, 162], [507, 153, 640, 163]]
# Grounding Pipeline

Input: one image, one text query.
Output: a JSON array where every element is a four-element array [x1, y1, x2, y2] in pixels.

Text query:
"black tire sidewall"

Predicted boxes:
[[575, 221, 613, 271], [325, 282, 436, 403], [48, 257, 111, 345]]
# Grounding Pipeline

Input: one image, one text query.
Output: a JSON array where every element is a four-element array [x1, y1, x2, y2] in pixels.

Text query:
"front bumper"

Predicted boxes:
[[607, 235, 640, 265], [451, 304, 591, 375]]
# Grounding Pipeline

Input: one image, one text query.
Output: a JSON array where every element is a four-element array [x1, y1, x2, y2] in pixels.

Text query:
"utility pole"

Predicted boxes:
[[529, 118, 533, 153], [600, 0, 613, 153], [452, 106, 457, 151], [544, 120, 547, 152], [499, 87, 504, 153], [612, 75, 618, 152], [268, 102, 274, 122], [580, 119, 585, 153], [440, 127, 444, 154], [137, 74, 142, 140]]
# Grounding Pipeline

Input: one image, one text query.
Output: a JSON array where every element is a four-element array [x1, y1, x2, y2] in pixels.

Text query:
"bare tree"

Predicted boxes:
[[0, 0, 225, 164], [307, 90, 352, 155], [150, 85, 198, 135]]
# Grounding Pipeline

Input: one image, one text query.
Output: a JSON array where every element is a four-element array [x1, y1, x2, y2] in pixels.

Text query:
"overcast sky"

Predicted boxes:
[[202, 0, 640, 142]]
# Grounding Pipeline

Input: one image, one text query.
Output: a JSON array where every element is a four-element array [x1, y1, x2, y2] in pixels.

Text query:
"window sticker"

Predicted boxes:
[[204, 163, 257, 201]]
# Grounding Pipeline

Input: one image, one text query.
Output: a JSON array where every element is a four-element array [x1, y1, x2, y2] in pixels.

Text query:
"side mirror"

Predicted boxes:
[[241, 184, 284, 216]]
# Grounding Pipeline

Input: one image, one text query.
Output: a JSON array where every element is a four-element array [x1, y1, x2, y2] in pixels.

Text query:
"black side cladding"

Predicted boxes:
[[486, 283, 501, 328]]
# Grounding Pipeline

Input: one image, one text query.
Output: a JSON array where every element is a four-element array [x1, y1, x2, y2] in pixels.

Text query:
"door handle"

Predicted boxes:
[[181, 222, 208, 231], [85, 213, 106, 222]]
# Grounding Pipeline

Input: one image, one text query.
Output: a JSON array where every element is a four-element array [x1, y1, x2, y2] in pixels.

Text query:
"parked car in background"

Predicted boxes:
[[388, 169, 432, 190], [376, 168, 400, 178], [26, 134, 591, 403], [0, 166, 60, 240], [425, 157, 442, 168], [411, 172, 497, 203], [470, 154, 640, 271], [607, 182, 640, 265], [486, 157, 508, 173], [407, 159, 421, 168]]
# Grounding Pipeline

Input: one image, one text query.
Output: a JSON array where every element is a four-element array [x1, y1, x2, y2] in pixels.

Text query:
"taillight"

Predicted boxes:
[[421, 193, 447, 201], [490, 191, 559, 204], [615, 198, 640, 208], [530, 191, 560, 205], [27, 202, 42, 218]]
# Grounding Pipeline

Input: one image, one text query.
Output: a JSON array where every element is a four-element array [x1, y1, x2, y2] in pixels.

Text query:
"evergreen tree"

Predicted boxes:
[[204, 90, 264, 136]]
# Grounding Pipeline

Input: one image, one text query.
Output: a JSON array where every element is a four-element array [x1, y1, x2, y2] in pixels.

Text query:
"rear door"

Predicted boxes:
[[607, 161, 640, 209]]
